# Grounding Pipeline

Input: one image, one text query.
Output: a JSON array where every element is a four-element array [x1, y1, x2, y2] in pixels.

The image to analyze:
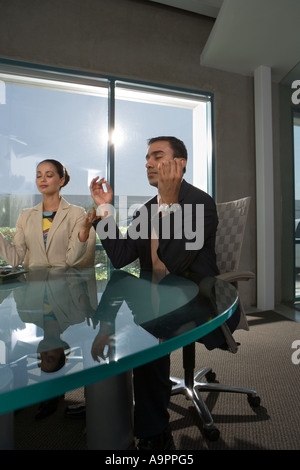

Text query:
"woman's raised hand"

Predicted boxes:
[[78, 206, 98, 242]]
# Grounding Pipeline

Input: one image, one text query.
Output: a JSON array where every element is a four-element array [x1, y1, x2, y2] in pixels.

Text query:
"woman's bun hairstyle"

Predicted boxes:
[[38, 159, 70, 188]]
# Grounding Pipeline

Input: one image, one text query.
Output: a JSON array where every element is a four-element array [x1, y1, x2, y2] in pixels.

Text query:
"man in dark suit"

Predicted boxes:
[[90, 136, 240, 450]]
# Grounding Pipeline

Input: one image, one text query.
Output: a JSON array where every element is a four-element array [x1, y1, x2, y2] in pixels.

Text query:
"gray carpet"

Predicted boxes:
[[14, 310, 300, 450]]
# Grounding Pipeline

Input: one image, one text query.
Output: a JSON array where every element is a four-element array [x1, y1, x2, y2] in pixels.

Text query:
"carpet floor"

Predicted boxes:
[[14, 310, 300, 450]]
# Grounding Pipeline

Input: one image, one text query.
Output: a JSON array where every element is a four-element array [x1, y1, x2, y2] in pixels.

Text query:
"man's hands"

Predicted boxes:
[[91, 321, 114, 362], [89, 177, 114, 219], [91, 334, 112, 362], [90, 177, 113, 207], [157, 158, 184, 205], [89, 158, 184, 215]]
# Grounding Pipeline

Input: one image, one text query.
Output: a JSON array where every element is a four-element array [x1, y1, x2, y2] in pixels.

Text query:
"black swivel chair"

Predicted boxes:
[[171, 197, 261, 440]]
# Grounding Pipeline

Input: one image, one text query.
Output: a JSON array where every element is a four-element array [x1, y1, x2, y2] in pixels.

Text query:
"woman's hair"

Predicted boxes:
[[37, 159, 70, 188], [37, 340, 71, 373]]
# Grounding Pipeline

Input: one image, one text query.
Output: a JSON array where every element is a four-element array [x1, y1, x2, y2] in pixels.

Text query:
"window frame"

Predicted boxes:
[[0, 58, 215, 198], [0, 59, 215, 271]]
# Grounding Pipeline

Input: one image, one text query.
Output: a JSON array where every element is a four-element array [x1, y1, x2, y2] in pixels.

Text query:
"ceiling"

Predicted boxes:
[[148, 0, 223, 18], [148, 0, 300, 82]]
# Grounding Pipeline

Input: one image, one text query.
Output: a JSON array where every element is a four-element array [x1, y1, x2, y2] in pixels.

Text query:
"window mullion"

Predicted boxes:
[[108, 80, 115, 203]]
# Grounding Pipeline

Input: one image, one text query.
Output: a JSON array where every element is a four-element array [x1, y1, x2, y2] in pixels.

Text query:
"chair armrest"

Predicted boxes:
[[216, 271, 255, 283], [220, 323, 239, 353]]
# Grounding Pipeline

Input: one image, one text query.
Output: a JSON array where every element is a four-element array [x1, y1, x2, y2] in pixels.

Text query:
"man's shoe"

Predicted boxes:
[[35, 397, 60, 420], [64, 403, 86, 419], [137, 425, 174, 450]]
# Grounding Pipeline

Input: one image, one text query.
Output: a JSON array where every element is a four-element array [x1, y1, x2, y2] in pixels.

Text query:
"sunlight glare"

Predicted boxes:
[[110, 128, 124, 148]]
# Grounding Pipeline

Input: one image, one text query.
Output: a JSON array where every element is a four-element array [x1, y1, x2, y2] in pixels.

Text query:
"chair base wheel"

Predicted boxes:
[[205, 370, 216, 382], [247, 395, 261, 407], [203, 426, 220, 441]]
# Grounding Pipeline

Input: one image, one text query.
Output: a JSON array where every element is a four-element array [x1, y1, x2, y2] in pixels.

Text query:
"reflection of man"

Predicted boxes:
[[90, 269, 218, 362], [90, 136, 240, 450]]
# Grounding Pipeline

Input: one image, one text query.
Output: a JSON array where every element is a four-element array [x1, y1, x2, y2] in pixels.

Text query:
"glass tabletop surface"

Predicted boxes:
[[0, 267, 238, 414]]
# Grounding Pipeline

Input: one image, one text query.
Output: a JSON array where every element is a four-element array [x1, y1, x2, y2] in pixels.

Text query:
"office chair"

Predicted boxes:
[[170, 197, 261, 441]]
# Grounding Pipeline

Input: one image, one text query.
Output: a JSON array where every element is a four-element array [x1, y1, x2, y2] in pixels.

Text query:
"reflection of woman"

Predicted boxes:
[[14, 267, 98, 420], [38, 339, 70, 373], [35, 317, 71, 420], [0, 159, 96, 268]]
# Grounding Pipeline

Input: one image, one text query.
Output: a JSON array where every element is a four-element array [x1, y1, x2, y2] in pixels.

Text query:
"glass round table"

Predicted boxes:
[[0, 266, 238, 449]]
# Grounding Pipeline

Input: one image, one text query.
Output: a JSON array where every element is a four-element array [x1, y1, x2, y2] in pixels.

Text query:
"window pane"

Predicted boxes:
[[0, 72, 109, 227], [294, 113, 300, 299], [0, 67, 213, 275], [0, 70, 109, 269], [114, 83, 212, 221]]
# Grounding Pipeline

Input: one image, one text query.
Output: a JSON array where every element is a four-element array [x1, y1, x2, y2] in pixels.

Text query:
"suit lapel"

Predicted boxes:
[[32, 202, 46, 252], [178, 179, 189, 203], [45, 198, 69, 251]]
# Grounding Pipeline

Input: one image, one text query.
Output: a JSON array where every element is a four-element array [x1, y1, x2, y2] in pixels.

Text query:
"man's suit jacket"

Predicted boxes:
[[97, 180, 240, 349], [0, 197, 95, 267], [99, 179, 219, 279]]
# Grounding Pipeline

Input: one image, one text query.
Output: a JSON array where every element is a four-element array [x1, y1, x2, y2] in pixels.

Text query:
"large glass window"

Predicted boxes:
[[113, 82, 213, 229], [293, 112, 300, 300], [0, 70, 108, 219], [0, 63, 213, 274]]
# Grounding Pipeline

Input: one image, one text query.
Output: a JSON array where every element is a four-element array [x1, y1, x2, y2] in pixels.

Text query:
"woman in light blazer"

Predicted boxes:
[[0, 159, 96, 268]]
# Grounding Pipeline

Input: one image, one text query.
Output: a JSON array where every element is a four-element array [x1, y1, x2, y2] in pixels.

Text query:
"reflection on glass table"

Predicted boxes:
[[0, 266, 238, 449]]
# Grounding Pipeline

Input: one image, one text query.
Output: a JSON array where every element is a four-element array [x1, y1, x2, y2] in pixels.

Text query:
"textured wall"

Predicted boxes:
[[0, 0, 258, 307]]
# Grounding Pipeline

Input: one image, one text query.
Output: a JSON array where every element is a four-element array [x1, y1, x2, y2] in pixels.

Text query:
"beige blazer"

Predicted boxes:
[[0, 197, 95, 268], [14, 267, 98, 332]]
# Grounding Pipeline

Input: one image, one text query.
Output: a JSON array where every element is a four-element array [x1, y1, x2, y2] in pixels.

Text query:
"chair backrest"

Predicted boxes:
[[215, 197, 251, 274], [215, 196, 252, 343]]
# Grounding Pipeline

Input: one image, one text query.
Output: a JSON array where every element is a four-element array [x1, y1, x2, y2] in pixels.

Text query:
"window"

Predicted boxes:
[[293, 112, 300, 299], [0, 62, 213, 274]]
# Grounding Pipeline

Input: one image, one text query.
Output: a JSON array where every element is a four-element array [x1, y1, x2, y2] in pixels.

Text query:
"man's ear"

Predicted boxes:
[[177, 158, 187, 174], [174, 157, 186, 169]]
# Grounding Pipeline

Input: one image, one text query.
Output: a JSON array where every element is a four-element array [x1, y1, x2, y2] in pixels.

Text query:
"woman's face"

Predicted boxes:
[[36, 162, 65, 196]]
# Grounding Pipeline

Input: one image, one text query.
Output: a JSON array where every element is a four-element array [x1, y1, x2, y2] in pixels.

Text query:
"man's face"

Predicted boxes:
[[146, 140, 178, 187]]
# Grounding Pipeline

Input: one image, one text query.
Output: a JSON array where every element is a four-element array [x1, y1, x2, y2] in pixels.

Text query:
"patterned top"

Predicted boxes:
[[42, 211, 56, 246]]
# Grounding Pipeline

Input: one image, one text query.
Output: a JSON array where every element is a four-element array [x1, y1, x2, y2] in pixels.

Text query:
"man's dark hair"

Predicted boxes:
[[147, 136, 188, 161]]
